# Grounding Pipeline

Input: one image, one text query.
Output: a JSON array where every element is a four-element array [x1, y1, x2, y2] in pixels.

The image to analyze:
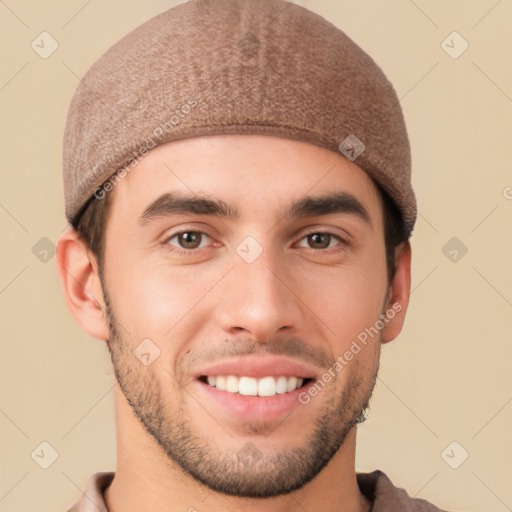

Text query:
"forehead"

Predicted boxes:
[[106, 134, 382, 224]]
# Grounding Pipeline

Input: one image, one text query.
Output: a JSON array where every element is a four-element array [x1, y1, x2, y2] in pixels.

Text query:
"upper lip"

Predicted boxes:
[[194, 355, 319, 380]]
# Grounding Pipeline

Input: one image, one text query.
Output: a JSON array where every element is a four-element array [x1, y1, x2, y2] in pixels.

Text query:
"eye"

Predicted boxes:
[[165, 231, 212, 251], [163, 230, 345, 254], [296, 232, 343, 250]]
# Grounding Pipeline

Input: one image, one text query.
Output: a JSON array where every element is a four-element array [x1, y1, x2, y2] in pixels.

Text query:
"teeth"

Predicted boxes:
[[206, 375, 306, 396], [286, 376, 297, 392], [226, 375, 239, 393], [216, 375, 226, 390], [257, 376, 276, 397], [239, 376, 258, 396], [276, 376, 288, 394]]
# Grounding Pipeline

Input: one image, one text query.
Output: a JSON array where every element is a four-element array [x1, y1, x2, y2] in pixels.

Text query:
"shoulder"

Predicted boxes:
[[357, 470, 451, 512], [67, 472, 114, 512]]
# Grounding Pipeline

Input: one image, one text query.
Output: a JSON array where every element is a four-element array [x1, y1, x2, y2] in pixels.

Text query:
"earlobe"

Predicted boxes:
[[381, 241, 412, 344], [56, 227, 110, 341]]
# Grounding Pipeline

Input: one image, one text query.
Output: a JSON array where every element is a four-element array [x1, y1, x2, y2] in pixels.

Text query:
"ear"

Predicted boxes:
[[56, 227, 109, 341], [381, 241, 412, 344]]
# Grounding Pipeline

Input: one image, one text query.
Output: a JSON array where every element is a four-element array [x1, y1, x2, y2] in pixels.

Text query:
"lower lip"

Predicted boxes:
[[195, 380, 313, 423]]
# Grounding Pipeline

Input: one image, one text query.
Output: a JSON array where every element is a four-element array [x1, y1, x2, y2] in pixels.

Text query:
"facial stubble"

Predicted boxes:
[[101, 277, 380, 498]]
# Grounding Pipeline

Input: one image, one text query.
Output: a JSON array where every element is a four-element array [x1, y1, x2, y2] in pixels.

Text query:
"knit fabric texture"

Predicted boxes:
[[62, 0, 416, 236]]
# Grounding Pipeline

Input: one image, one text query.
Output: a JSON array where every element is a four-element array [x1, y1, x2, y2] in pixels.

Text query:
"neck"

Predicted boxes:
[[105, 387, 370, 512]]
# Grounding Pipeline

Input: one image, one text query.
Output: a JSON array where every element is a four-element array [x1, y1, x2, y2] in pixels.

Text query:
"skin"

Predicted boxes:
[[57, 134, 411, 512]]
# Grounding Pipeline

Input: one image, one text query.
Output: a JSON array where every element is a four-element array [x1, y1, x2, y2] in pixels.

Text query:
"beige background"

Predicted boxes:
[[1, 0, 511, 511]]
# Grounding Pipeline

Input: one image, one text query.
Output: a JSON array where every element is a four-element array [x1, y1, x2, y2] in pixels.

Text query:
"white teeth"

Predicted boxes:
[[206, 375, 306, 396], [239, 376, 258, 396], [258, 376, 276, 397], [226, 375, 239, 393], [276, 376, 288, 394], [216, 375, 226, 390], [286, 376, 298, 392]]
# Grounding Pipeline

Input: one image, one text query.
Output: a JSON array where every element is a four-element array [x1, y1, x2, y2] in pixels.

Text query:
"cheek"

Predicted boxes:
[[295, 258, 387, 351], [107, 257, 220, 350]]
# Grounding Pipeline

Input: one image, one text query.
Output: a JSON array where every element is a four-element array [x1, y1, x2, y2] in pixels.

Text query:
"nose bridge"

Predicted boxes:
[[216, 236, 302, 339]]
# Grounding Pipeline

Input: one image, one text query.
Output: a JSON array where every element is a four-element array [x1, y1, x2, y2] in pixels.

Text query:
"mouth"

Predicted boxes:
[[199, 375, 313, 397], [192, 356, 319, 422]]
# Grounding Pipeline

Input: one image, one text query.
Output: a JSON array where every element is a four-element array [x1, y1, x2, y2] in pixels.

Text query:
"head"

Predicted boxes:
[[57, 0, 414, 499], [58, 134, 411, 497]]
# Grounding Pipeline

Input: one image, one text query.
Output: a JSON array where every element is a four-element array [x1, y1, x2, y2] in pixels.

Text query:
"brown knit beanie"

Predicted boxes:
[[63, 0, 416, 237]]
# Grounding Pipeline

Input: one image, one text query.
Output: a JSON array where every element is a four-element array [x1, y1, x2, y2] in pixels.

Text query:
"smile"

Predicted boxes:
[[202, 375, 310, 397]]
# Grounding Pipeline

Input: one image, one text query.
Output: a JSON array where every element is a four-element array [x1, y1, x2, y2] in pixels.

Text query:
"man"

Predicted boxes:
[[57, 1, 448, 510]]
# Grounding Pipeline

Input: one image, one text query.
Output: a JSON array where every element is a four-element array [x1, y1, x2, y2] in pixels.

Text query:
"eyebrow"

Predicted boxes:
[[138, 191, 371, 227]]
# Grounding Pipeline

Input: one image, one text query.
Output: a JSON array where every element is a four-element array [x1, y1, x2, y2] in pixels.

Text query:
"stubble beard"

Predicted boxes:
[[101, 281, 380, 498]]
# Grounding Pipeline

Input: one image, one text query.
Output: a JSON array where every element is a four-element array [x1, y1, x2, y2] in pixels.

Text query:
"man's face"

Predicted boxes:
[[99, 134, 392, 497]]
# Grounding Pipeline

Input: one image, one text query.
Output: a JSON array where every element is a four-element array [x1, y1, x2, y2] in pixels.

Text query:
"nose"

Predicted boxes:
[[216, 246, 303, 342]]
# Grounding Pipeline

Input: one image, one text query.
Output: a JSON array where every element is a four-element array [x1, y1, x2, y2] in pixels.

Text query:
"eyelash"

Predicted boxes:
[[163, 229, 346, 255]]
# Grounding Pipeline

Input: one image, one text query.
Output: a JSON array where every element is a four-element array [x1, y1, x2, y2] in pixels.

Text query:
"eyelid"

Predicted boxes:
[[161, 225, 351, 254], [296, 225, 352, 244], [294, 230, 346, 250], [163, 229, 214, 251]]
